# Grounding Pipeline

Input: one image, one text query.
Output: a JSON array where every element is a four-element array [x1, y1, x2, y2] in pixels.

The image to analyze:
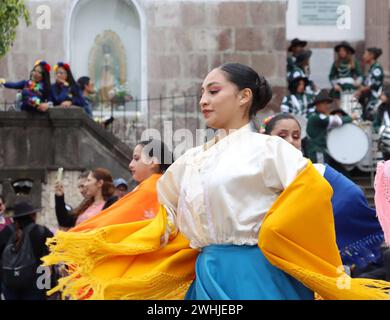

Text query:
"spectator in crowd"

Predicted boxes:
[[0, 195, 12, 299], [0, 201, 53, 300], [113, 178, 129, 199], [54, 171, 90, 230], [0, 60, 52, 113], [0, 195, 12, 232], [51, 62, 87, 111], [54, 168, 117, 228], [77, 76, 95, 118]]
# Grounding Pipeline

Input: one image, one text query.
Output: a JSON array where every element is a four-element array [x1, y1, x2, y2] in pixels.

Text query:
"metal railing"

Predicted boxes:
[[1, 94, 205, 147]]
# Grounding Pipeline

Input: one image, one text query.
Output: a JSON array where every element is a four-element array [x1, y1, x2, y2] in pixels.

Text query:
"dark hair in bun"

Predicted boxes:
[[219, 63, 273, 117], [137, 139, 174, 173]]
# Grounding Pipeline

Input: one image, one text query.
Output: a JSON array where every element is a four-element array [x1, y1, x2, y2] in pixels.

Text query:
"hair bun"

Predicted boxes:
[[256, 75, 273, 111]]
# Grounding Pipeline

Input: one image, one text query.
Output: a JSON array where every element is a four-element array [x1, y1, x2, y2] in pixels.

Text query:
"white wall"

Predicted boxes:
[[286, 0, 365, 41], [69, 0, 142, 99]]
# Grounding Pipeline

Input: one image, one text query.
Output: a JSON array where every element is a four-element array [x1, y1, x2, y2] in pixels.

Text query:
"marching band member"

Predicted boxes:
[[287, 38, 308, 81], [281, 75, 315, 117], [288, 50, 318, 95], [356, 48, 384, 120], [306, 90, 353, 171], [329, 41, 364, 108]]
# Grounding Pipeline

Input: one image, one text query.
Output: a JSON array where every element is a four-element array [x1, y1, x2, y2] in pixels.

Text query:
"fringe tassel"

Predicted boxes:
[[339, 232, 384, 267], [261, 249, 390, 300], [42, 207, 198, 300]]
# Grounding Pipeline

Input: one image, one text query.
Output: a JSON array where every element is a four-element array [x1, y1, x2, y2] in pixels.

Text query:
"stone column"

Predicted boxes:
[[365, 0, 390, 80]]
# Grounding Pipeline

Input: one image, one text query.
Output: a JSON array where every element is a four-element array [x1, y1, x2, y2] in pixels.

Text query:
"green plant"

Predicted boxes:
[[112, 83, 133, 102], [0, 0, 30, 57]]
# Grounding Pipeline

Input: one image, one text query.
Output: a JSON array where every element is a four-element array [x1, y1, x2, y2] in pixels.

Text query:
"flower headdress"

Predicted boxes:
[[259, 115, 276, 134], [54, 62, 70, 73], [34, 60, 51, 73]]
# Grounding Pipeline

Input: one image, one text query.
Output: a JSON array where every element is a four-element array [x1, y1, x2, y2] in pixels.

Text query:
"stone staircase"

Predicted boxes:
[[350, 170, 376, 208]]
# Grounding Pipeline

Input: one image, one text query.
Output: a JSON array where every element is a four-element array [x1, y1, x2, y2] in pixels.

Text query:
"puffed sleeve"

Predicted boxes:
[[262, 135, 309, 191], [157, 149, 194, 244]]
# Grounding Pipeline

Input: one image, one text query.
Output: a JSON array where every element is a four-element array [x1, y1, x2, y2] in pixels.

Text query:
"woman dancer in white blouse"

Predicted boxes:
[[157, 63, 314, 299]]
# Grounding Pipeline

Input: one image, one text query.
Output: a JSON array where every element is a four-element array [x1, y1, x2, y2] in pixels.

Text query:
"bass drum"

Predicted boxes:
[[357, 121, 380, 172], [340, 92, 363, 120], [327, 123, 370, 165]]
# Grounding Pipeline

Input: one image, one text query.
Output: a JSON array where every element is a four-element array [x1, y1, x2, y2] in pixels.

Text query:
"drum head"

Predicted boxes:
[[327, 123, 370, 165]]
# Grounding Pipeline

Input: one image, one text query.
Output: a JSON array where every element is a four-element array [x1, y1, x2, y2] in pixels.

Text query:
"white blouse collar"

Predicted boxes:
[[204, 122, 253, 151]]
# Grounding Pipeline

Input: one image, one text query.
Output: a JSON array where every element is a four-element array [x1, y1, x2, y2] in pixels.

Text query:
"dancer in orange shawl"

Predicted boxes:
[[72, 140, 172, 232]]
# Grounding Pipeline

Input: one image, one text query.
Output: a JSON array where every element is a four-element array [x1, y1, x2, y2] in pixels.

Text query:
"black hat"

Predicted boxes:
[[367, 47, 383, 59], [12, 201, 41, 218], [288, 38, 308, 52], [295, 50, 312, 64], [313, 90, 333, 105], [288, 75, 309, 93], [335, 41, 355, 54]]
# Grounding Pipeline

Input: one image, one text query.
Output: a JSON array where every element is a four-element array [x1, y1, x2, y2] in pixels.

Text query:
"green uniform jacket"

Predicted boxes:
[[306, 111, 352, 162], [329, 58, 363, 95], [280, 93, 315, 117], [286, 56, 296, 81], [364, 62, 384, 102]]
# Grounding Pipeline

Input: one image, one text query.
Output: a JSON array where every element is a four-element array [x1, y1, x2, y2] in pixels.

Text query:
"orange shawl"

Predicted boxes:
[[72, 174, 162, 232]]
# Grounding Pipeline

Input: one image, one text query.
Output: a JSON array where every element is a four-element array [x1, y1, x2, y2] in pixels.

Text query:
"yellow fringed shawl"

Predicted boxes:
[[43, 162, 390, 300], [259, 161, 390, 300]]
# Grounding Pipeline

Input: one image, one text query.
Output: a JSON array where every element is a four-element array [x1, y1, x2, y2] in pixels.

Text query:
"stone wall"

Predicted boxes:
[[1, 0, 389, 140], [0, 108, 133, 229], [40, 170, 84, 231], [144, 0, 289, 127]]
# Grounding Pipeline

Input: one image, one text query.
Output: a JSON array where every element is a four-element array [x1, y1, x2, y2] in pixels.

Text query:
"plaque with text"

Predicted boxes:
[[298, 0, 346, 26]]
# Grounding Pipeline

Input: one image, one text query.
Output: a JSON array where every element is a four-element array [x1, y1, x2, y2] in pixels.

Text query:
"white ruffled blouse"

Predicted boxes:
[[157, 123, 308, 249]]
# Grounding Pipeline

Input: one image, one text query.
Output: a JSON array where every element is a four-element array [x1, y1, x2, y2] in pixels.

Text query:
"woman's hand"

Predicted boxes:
[[56, 76, 68, 86], [55, 181, 65, 197], [37, 103, 49, 112], [334, 84, 342, 92]]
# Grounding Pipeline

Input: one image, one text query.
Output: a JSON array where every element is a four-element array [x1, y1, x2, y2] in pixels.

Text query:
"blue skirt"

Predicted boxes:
[[185, 245, 314, 300]]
